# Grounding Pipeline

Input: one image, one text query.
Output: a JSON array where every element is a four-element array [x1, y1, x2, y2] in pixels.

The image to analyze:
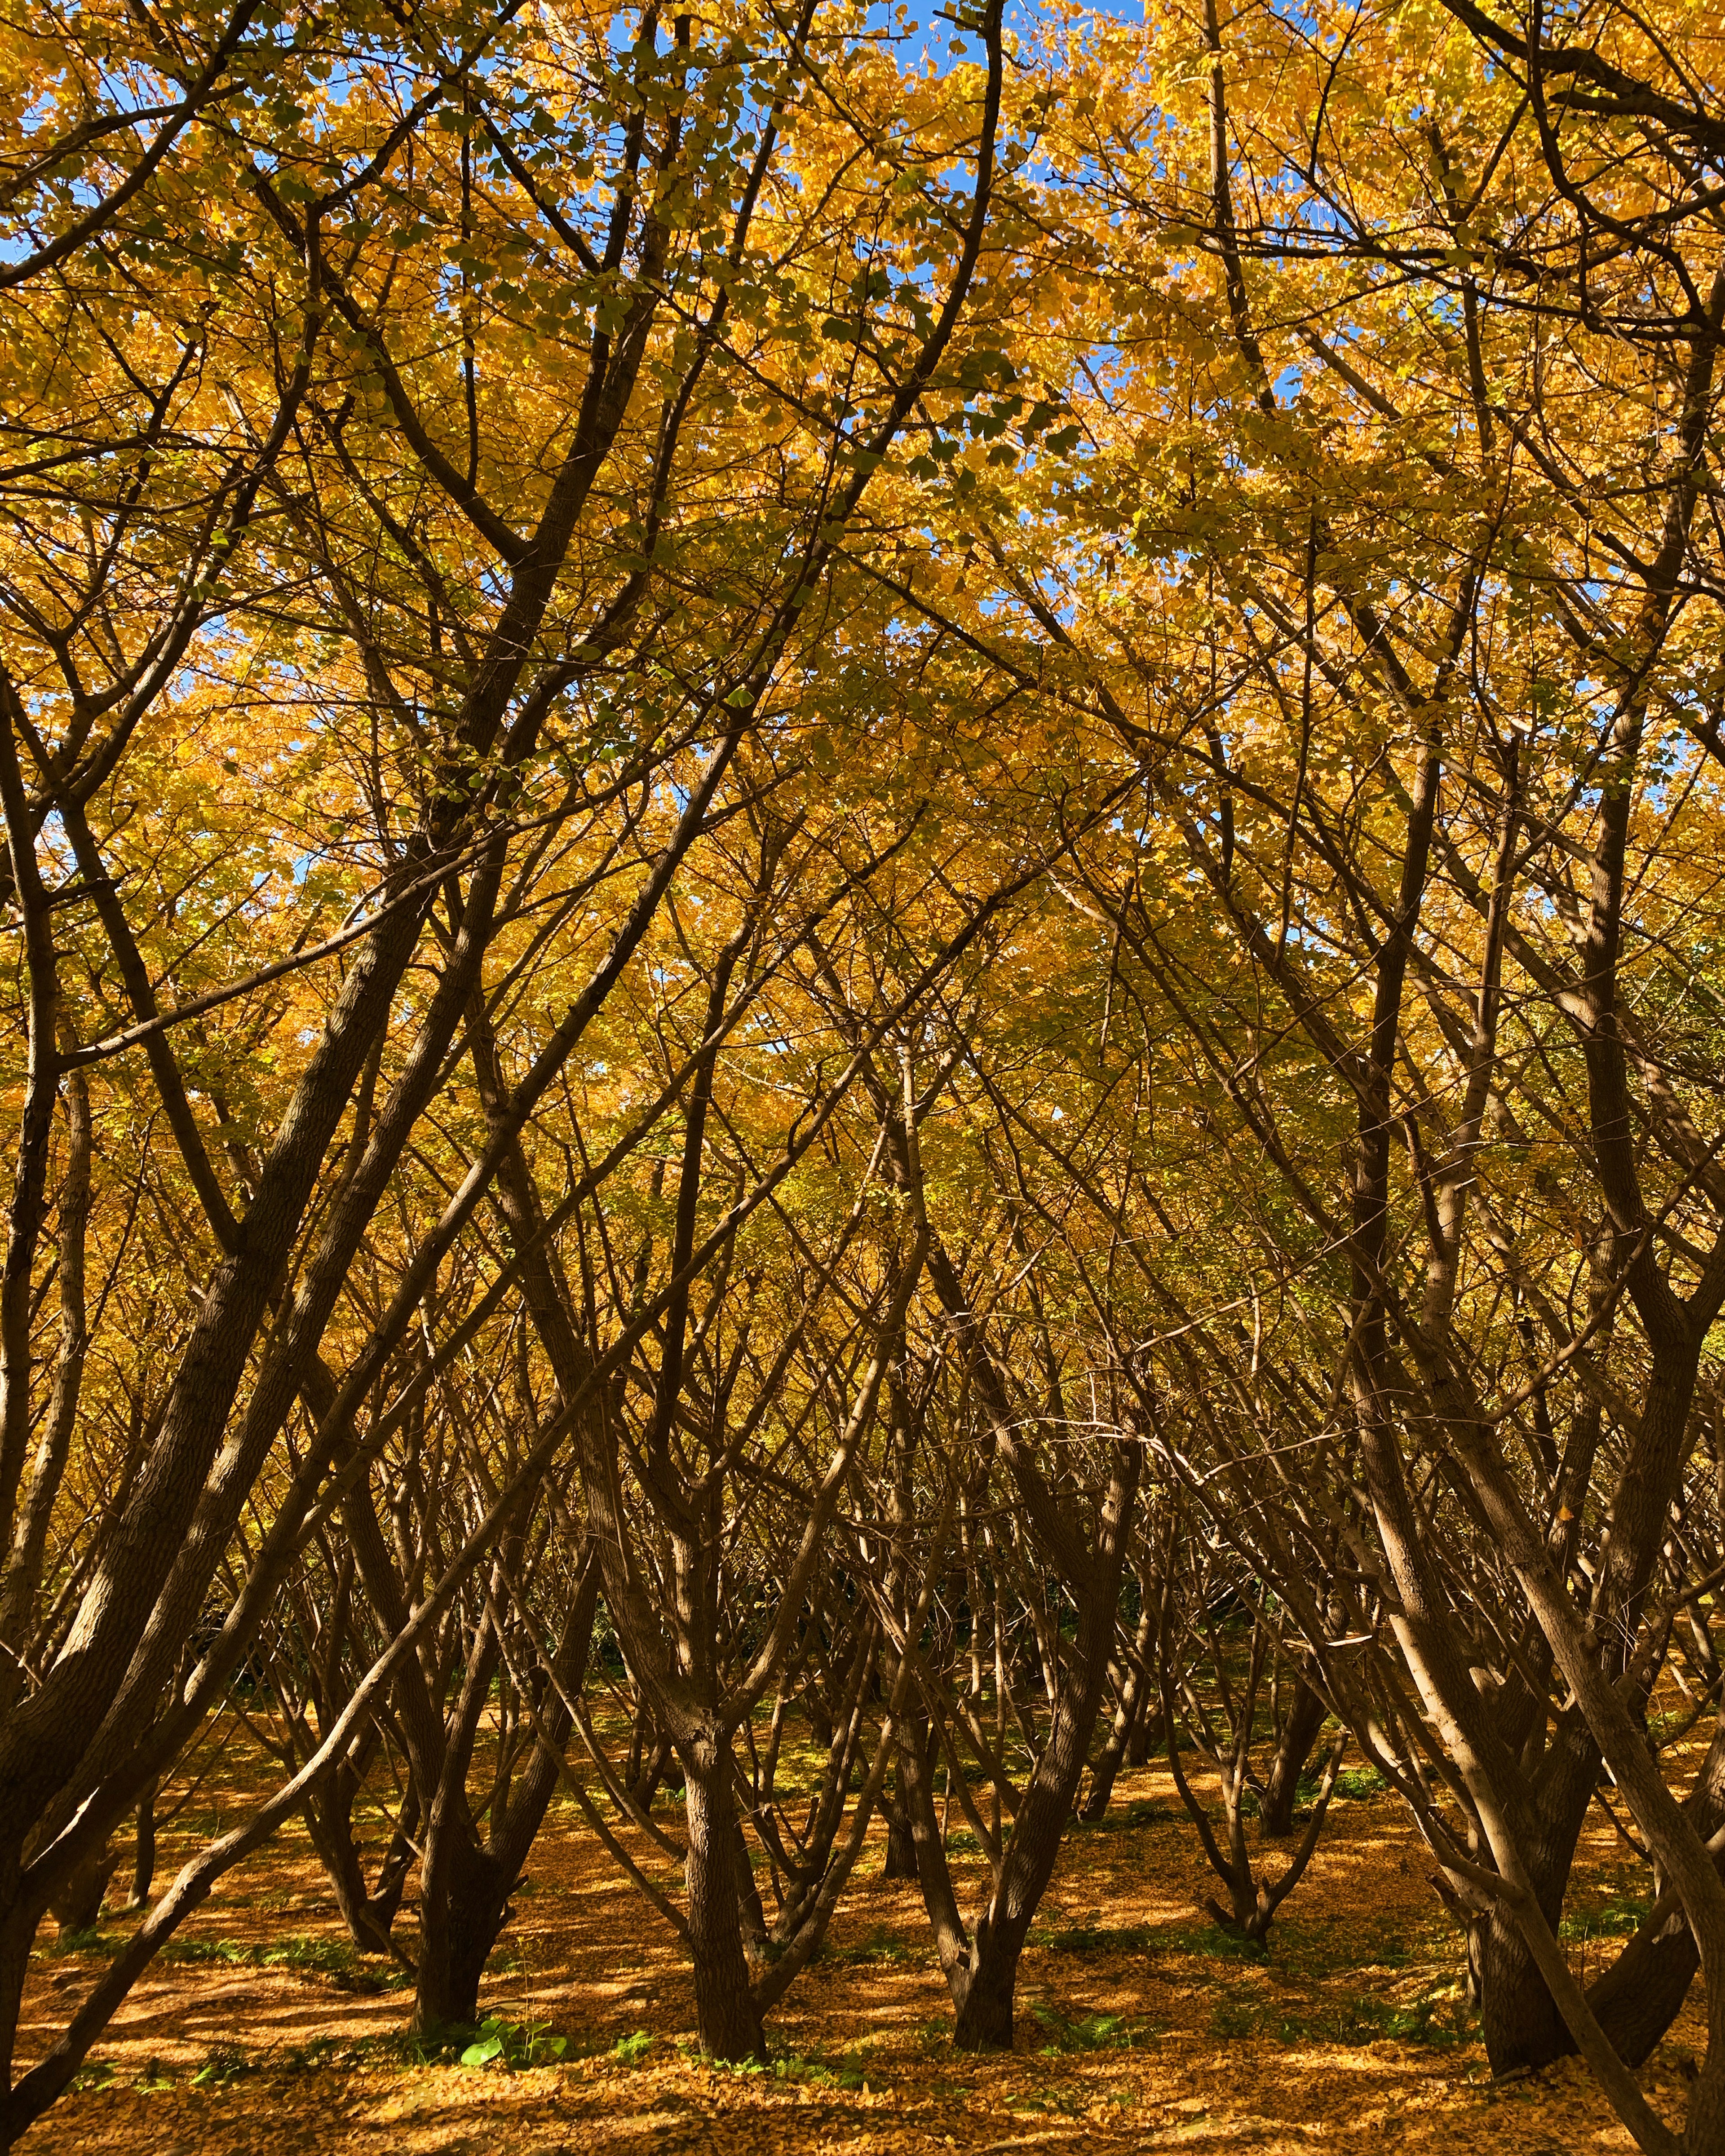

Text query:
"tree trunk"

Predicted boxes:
[[1472, 1718, 1598, 2073], [303, 1772, 407, 1960], [1127, 1699, 1159, 1768], [127, 1785, 157, 1909], [938, 1442, 1141, 2051], [633, 1736, 679, 1812], [1552, 1710, 1725, 2071], [951, 1926, 1017, 2049], [48, 1845, 115, 1943], [1260, 1671, 1327, 1837], [413, 1819, 509, 2033], [1081, 1592, 1155, 1825], [881, 1774, 919, 1880], [684, 1747, 765, 2060]]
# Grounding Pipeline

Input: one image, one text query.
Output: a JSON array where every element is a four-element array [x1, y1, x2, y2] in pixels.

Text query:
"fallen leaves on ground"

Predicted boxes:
[[16, 1758, 1693, 2153]]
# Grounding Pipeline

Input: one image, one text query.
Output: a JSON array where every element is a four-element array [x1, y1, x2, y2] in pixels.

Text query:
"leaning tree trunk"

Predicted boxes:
[[1545, 1705, 1725, 2072], [950, 1655, 1110, 2049], [939, 1441, 1141, 2050], [1080, 1590, 1158, 1824], [1260, 1668, 1328, 1837], [126, 1783, 157, 1909], [303, 1770, 417, 1961]]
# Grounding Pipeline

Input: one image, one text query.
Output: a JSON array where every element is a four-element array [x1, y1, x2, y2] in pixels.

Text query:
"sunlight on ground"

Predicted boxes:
[[17, 1758, 1695, 2154]]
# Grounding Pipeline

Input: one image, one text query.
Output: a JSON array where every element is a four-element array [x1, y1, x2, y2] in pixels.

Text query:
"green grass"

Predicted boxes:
[[281, 2035, 365, 2073], [1030, 2004, 1157, 2053], [1561, 1891, 1653, 1941], [672, 2037, 871, 2088], [44, 1928, 121, 1959], [1009, 2087, 1083, 2116], [388, 2014, 566, 2069], [1209, 1988, 1471, 2049], [1073, 1797, 1177, 1833], [1028, 1916, 1287, 1962], [1032, 1921, 1155, 1956], [155, 1932, 410, 1991], [1152, 1920, 1271, 1960], [160, 1932, 350, 1972], [191, 2043, 253, 2089], [823, 1923, 926, 1967]]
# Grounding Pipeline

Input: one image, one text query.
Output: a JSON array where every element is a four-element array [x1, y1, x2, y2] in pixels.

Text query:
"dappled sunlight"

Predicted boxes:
[[15, 1755, 1697, 2154]]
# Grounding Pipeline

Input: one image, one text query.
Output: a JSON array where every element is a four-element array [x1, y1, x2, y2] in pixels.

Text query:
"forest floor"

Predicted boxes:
[[13, 1745, 1700, 2154]]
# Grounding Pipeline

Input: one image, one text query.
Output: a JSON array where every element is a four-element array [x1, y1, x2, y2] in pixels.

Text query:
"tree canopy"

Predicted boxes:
[[5, 3, 1725, 2152]]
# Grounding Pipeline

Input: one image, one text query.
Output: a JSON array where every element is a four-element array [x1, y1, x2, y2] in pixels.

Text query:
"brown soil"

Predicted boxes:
[[15, 1758, 1696, 2154]]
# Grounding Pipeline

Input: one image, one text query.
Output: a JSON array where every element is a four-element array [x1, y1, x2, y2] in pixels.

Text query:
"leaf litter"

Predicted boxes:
[[16, 1755, 1694, 2154]]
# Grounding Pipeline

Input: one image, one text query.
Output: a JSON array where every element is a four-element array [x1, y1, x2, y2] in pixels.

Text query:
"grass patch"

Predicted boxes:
[[1032, 1917, 1274, 1961], [161, 1933, 349, 1973], [1032, 1922, 1155, 1957], [1561, 1891, 1652, 1941], [389, 2015, 567, 2070], [673, 2036, 872, 2088], [45, 1928, 121, 1959], [156, 1933, 409, 1991], [1073, 1798, 1177, 1833], [824, 1923, 925, 1968], [1265, 1915, 1419, 1979], [1010, 2087, 1083, 2116], [191, 2043, 253, 2089], [1153, 1920, 1270, 1960], [1210, 1988, 1471, 2049], [282, 2035, 360, 2073], [1030, 2004, 1156, 2053]]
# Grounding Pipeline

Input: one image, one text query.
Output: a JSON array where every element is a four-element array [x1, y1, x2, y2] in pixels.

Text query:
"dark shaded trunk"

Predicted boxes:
[[881, 1775, 919, 1880], [1260, 1671, 1327, 1837], [1080, 1592, 1159, 1824], [902, 1440, 1140, 2053], [126, 1785, 156, 1909], [1127, 1701, 1157, 1767], [633, 1736, 680, 1811], [411, 1560, 599, 2032], [48, 1845, 115, 1943], [413, 1828, 511, 2032], [948, 1669, 1103, 2051], [1555, 1709, 1725, 2072], [684, 1747, 765, 2060], [951, 1931, 1016, 2048], [735, 1818, 768, 1952], [1078, 1621, 1155, 1828], [303, 1772, 416, 1959]]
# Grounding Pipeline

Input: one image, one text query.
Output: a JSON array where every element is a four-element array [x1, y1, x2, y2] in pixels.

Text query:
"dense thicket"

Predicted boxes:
[[4, 3, 1725, 2152]]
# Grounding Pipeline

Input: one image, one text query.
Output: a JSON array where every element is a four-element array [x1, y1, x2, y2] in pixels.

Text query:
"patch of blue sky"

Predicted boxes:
[[862, 0, 1143, 82]]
